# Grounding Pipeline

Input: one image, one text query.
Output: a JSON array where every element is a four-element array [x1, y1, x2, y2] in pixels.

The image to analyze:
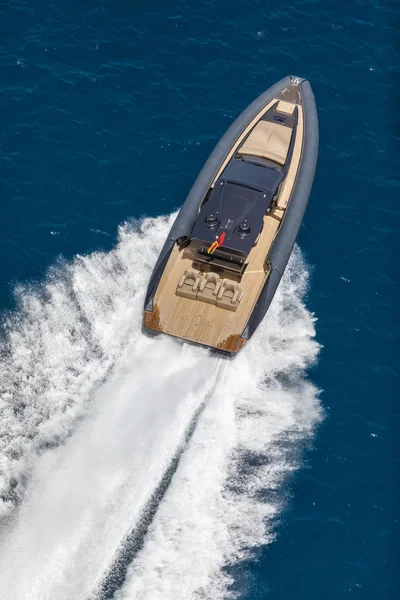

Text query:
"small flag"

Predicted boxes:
[[217, 231, 226, 247], [207, 232, 226, 254], [207, 240, 218, 254]]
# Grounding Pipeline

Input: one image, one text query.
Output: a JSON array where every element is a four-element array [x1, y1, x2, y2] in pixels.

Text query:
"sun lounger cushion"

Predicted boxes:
[[237, 120, 292, 166]]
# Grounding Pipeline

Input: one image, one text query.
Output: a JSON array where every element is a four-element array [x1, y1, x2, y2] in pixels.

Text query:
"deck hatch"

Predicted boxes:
[[190, 159, 283, 256]]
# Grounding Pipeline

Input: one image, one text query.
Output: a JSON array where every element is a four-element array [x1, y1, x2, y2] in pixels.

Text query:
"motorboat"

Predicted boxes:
[[143, 75, 318, 356]]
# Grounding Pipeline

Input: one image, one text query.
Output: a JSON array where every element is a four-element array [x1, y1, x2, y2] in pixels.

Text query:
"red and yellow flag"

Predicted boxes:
[[207, 232, 226, 255]]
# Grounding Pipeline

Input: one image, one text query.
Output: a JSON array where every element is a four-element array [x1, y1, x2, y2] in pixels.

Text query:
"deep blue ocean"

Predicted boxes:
[[0, 1, 398, 599]]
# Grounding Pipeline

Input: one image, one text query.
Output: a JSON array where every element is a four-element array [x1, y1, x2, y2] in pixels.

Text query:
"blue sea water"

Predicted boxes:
[[0, 0, 398, 598]]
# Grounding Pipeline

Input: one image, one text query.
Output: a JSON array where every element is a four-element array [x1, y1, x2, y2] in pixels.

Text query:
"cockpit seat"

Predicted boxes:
[[197, 272, 221, 305], [216, 281, 243, 312], [176, 269, 202, 299]]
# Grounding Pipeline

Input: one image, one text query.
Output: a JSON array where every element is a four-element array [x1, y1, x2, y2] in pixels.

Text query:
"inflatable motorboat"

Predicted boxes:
[[143, 76, 318, 356]]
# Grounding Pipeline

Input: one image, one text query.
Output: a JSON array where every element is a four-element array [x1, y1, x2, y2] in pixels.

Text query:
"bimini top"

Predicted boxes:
[[190, 157, 284, 256]]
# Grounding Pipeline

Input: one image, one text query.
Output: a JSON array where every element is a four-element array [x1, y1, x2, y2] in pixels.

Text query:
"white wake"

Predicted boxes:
[[0, 215, 322, 600]]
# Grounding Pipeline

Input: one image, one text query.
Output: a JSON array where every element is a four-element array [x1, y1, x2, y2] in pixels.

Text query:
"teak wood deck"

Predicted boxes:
[[144, 97, 304, 353]]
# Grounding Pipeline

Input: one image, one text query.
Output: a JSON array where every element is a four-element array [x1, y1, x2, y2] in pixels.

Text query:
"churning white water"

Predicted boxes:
[[0, 215, 322, 600]]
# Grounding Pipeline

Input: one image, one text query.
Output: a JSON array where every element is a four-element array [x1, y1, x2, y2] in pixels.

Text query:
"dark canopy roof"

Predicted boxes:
[[191, 158, 284, 256]]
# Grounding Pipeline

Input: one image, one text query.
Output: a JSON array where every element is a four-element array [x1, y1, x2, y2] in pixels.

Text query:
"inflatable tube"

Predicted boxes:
[[144, 76, 318, 351]]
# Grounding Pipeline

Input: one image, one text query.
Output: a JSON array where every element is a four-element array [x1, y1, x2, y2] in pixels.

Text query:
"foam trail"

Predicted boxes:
[[0, 213, 223, 599], [0, 214, 175, 515], [0, 213, 321, 600], [0, 337, 217, 600], [116, 249, 322, 600]]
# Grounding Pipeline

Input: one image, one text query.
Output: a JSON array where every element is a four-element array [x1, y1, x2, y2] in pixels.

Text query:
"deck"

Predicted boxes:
[[144, 98, 304, 353]]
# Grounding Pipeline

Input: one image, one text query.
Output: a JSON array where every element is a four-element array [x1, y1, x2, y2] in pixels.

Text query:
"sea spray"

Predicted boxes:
[[114, 248, 322, 600], [0, 214, 175, 516], [0, 216, 321, 600]]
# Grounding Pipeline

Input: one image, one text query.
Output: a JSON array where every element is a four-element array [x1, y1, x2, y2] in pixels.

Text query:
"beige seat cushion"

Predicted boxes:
[[238, 120, 292, 165], [216, 281, 242, 312], [197, 273, 220, 305], [176, 269, 202, 300]]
